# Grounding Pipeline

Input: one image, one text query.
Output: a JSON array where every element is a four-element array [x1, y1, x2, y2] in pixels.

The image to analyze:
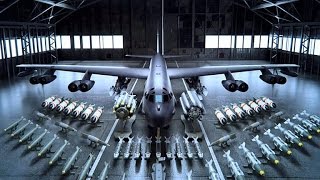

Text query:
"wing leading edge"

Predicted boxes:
[[167, 64, 299, 79], [17, 64, 149, 79]]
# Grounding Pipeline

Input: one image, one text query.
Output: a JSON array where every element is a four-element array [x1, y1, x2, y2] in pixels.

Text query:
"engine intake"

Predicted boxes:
[[275, 75, 287, 84], [79, 80, 95, 92], [68, 80, 81, 92], [29, 76, 40, 84], [39, 75, 57, 85], [259, 74, 277, 84], [222, 80, 238, 92], [235, 80, 249, 92]]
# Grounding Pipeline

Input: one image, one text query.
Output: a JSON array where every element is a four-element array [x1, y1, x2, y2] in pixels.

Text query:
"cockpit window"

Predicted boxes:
[[155, 95, 163, 103], [146, 88, 172, 103]]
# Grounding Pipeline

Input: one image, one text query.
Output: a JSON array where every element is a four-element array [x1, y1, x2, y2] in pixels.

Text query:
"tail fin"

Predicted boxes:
[[284, 119, 290, 124], [238, 142, 246, 149], [264, 129, 271, 135], [252, 135, 259, 142], [223, 150, 230, 158], [157, 27, 160, 54], [274, 123, 281, 129]]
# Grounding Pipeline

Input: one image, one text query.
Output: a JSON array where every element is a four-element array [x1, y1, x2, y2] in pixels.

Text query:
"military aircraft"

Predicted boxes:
[[17, 9, 298, 128]]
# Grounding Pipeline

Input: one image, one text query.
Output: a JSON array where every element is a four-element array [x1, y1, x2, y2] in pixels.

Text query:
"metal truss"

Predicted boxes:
[[298, 25, 310, 72], [269, 25, 280, 63]]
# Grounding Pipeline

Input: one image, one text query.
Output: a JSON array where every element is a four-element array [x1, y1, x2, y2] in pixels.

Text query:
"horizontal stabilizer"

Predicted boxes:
[[125, 54, 153, 58], [164, 55, 190, 58]]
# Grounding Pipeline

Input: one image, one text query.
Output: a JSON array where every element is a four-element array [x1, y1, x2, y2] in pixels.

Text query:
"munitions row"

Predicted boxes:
[[112, 91, 138, 121], [42, 96, 104, 124], [113, 136, 204, 160], [3, 117, 110, 180], [214, 97, 276, 125]]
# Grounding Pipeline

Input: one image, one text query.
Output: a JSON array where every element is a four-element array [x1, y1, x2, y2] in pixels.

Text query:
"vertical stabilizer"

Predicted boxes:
[[156, 28, 160, 54], [161, 0, 164, 55]]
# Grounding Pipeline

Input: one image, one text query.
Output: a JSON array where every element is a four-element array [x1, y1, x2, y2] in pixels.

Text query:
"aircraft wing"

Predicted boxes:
[[17, 64, 149, 79], [167, 64, 299, 79]]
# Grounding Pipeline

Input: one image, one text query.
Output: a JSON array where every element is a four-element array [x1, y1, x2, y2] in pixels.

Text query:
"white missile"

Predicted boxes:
[[98, 162, 109, 180], [11, 120, 33, 137], [274, 123, 303, 147], [255, 98, 269, 111], [184, 137, 193, 159], [56, 99, 71, 112], [38, 134, 59, 157], [248, 100, 262, 113], [261, 97, 276, 108], [223, 150, 245, 180], [55, 121, 77, 133], [175, 137, 183, 159], [252, 135, 279, 165], [72, 102, 87, 118], [123, 136, 134, 159], [231, 103, 246, 119], [193, 137, 203, 159], [310, 115, 320, 126], [90, 106, 104, 123], [41, 96, 56, 108], [4, 117, 25, 132], [155, 136, 161, 159], [49, 140, 69, 165], [126, 95, 135, 108], [62, 146, 82, 175], [145, 137, 152, 159], [238, 142, 265, 176], [81, 132, 110, 147], [35, 111, 51, 120], [240, 102, 254, 116], [186, 170, 193, 180], [223, 106, 237, 122], [264, 129, 292, 155], [81, 104, 95, 120], [28, 129, 49, 150], [63, 101, 78, 115], [49, 97, 63, 110], [205, 159, 221, 180], [214, 109, 227, 125], [78, 153, 94, 180], [134, 137, 142, 159], [269, 111, 285, 120], [165, 136, 172, 159], [113, 137, 123, 159], [293, 114, 320, 133], [19, 124, 40, 143], [284, 119, 312, 139]]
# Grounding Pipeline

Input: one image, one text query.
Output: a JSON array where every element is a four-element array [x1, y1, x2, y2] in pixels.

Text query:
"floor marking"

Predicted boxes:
[[87, 61, 147, 179], [175, 60, 225, 180]]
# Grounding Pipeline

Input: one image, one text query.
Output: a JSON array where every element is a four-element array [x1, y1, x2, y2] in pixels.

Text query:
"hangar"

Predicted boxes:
[[0, 0, 319, 179]]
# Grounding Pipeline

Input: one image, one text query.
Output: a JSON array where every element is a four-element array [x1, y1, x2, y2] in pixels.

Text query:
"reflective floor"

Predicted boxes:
[[0, 60, 319, 180]]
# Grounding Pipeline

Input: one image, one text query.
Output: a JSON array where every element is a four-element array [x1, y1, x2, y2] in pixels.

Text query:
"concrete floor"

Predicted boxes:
[[0, 60, 319, 180]]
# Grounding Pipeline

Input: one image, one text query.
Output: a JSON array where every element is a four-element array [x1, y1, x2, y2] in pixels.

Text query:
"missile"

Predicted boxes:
[[252, 135, 279, 165], [49, 97, 63, 110], [264, 129, 292, 155], [243, 121, 263, 132], [56, 99, 71, 112], [183, 137, 193, 159], [49, 140, 69, 165], [186, 170, 192, 180], [4, 117, 25, 132], [124, 136, 134, 159], [145, 137, 152, 159], [41, 96, 56, 108], [62, 146, 82, 175], [38, 134, 59, 157], [214, 109, 227, 125], [248, 100, 262, 114], [114, 93, 124, 109], [81, 104, 95, 120], [72, 102, 87, 118], [78, 153, 94, 180], [35, 111, 51, 121], [90, 106, 104, 123], [81, 132, 110, 147], [120, 92, 128, 106], [19, 124, 40, 143], [155, 136, 162, 159], [255, 98, 269, 111], [284, 119, 312, 139], [223, 106, 237, 122], [205, 159, 221, 180], [11, 120, 33, 137], [231, 103, 246, 119], [240, 102, 254, 116], [238, 142, 265, 176], [187, 90, 204, 109], [261, 97, 276, 108], [175, 137, 183, 159], [209, 133, 236, 147], [309, 115, 320, 126], [293, 114, 320, 133], [63, 101, 78, 115], [223, 150, 245, 180], [274, 123, 303, 147], [165, 136, 172, 159], [151, 163, 166, 180], [134, 137, 142, 159], [269, 111, 285, 120], [28, 129, 49, 150], [126, 95, 135, 108], [193, 137, 203, 159], [55, 121, 77, 133], [114, 137, 124, 159], [98, 162, 109, 180], [129, 100, 137, 114]]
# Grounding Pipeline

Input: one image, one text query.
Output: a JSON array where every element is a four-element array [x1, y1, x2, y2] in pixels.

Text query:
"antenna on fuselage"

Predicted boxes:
[[161, 0, 164, 55]]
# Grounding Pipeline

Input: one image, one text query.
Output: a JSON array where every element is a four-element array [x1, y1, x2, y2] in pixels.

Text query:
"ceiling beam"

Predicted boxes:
[[0, 0, 20, 14], [35, 0, 75, 10], [251, 0, 299, 10]]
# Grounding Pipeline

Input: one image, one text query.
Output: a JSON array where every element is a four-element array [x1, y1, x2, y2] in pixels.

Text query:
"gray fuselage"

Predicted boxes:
[[142, 53, 175, 127]]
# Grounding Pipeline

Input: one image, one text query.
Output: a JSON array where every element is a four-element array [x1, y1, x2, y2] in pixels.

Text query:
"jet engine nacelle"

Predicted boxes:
[[221, 80, 237, 92], [79, 80, 95, 92], [39, 75, 57, 85], [68, 80, 81, 92], [275, 75, 287, 84], [259, 74, 277, 84], [235, 80, 249, 92]]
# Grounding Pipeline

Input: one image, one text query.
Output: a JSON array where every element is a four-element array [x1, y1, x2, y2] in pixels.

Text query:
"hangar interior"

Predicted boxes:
[[0, 0, 320, 180]]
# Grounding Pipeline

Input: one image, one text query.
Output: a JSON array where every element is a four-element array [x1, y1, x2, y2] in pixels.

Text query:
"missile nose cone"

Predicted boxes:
[[62, 171, 66, 175], [287, 150, 292, 155], [259, 170, 265, 176], [308, 135, 312, 140], [49, 161, 52, 165], [274, 159, 280, 165], [317, 129, 320, 133], [298, 142, 303, 147], [38, 153, 41, 157]]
